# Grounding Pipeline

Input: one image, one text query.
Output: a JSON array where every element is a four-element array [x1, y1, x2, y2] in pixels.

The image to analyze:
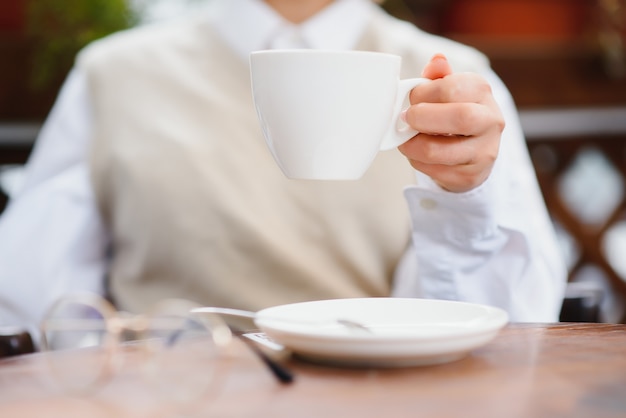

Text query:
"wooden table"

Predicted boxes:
[[0, 323, 625, 418]]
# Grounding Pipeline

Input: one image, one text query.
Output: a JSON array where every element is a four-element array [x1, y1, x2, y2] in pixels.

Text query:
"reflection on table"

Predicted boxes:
[[0, 323, 625, 418]]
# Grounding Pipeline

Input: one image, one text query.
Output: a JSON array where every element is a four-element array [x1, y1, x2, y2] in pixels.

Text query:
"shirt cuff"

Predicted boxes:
[[404, 171, 498, 245]]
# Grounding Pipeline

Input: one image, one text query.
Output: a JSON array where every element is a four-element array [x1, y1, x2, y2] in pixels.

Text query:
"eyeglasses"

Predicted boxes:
[[39, 293, 293, 408]]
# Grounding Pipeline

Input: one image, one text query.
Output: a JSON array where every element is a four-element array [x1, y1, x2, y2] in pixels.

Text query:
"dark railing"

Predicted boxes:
[[0, 123, 39, 164], [523, 107, 626, 323], [0, 123, 38, 211]]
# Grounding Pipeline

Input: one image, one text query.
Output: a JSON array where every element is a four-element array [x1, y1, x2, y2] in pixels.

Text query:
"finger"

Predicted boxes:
[[404, 102, 497, 137], [401, 159, 490, 193], [398, 133, 483, 167], [421, 54, 453, 80], [410, 72, 493, 105]]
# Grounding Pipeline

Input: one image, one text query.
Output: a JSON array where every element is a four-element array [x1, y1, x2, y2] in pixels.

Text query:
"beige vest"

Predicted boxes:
[[78, 8, 489, 313]]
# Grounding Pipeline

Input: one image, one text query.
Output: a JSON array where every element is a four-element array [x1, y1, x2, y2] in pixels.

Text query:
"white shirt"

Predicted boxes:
[[0, 0, 567, 331]]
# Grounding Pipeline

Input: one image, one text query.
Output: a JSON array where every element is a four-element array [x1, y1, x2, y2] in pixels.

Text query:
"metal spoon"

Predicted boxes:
[[191, 307, 370, 384], [191, 307, 371, 333]]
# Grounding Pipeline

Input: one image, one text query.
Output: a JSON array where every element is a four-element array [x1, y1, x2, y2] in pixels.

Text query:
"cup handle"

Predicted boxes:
[[380, 77, 429, 150]]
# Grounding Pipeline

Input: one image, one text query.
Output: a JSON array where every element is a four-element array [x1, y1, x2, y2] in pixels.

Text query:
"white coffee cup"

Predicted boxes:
[[249, 50, 428, 180]]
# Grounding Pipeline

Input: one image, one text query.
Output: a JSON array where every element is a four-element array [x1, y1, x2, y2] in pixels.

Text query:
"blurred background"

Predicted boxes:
[[1, 0, 625, 322]]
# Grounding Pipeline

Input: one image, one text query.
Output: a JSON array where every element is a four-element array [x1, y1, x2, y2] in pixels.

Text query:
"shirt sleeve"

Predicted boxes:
[[0, 68, 109, 333], [392, 69, 568, 323]]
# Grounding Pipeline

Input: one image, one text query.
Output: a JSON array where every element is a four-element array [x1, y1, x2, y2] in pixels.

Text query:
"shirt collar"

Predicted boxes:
[[209, 0, 375, 60]]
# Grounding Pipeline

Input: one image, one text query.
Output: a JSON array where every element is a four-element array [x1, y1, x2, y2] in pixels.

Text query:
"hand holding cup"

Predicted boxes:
[[398, 54, 505, 193]]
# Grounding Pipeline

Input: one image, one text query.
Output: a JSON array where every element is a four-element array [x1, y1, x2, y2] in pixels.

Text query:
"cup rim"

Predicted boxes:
[[249, 49, 401, 61]]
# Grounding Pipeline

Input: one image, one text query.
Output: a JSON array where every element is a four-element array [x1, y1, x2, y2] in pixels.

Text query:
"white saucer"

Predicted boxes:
[[254, 298, 508, 368]]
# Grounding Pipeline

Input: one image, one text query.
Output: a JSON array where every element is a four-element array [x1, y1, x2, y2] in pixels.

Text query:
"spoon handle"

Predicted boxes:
[[233, 326, 294, 384], [192, 307, 370, 332]]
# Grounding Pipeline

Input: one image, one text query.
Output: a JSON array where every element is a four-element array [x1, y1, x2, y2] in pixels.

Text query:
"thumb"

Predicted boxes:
[[421, 53, 453, 80]]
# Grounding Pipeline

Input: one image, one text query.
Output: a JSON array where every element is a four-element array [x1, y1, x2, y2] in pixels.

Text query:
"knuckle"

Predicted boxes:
[[495, 114, 506, 133], [474, 75, 493, 97], [455, 104, 481, 131], [421, 140, 442, 162]]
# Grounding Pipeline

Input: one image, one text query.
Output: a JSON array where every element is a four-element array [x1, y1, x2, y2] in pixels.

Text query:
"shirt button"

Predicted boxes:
[[420, 198, 437, 210]]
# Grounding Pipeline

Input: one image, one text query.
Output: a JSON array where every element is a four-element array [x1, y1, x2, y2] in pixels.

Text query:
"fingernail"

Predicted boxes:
[[400, 109, 407, 122], [432, 53, 447, 62]]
